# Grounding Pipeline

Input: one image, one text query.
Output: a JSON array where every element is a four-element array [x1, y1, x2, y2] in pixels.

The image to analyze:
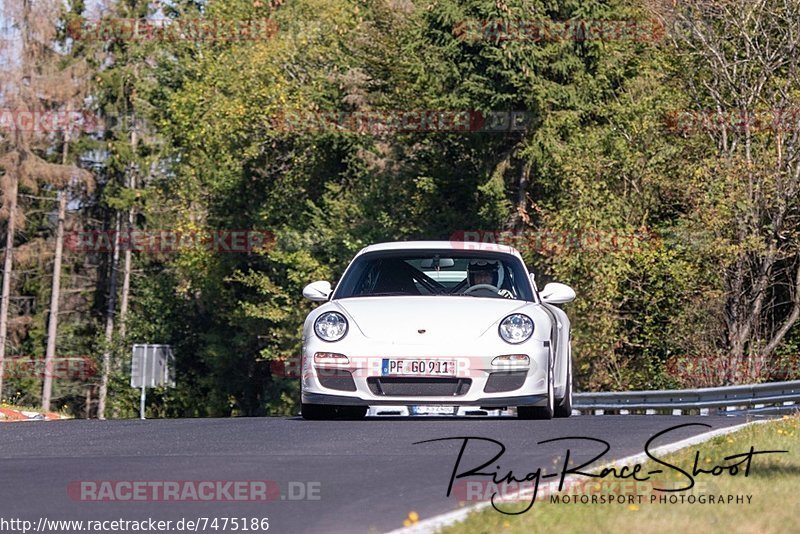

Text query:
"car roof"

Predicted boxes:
[[356, 241, 524, 260]]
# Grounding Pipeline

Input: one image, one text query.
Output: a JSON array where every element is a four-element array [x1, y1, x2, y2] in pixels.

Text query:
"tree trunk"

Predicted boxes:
[[119, 207, 133, 339], [97, 214, 121, 419], [42, 191, 67, 410], [0, 166, 19, 399], [119, 127, 137, 340], [85, 386, 92, 419], [42, 134, 71, 411]]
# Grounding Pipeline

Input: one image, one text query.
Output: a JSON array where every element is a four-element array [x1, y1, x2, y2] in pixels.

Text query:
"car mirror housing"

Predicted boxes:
[[303, 281, 332, 302], [540, 282, 576, 304]]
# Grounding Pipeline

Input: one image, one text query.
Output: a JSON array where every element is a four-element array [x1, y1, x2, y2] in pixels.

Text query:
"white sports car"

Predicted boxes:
[[300, 241, 575, 420]]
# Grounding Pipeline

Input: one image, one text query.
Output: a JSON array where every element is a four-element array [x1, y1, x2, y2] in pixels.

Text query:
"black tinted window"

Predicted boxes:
[[333, 250, 533, 301]]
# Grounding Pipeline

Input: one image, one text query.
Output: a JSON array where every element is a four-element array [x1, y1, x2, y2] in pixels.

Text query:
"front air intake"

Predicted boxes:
[[367, 377, 471, 396]]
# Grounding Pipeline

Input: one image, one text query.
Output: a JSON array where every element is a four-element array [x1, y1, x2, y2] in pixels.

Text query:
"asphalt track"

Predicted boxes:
[[0, 415, 751, 533]]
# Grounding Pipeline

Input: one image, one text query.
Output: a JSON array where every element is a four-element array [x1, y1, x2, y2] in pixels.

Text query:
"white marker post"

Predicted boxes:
[[131, 344, 175, 420]]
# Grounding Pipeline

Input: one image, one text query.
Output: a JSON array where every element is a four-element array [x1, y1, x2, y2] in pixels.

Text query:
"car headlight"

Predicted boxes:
[[499, 314, 533, 344], [314, 312, 348, 342]]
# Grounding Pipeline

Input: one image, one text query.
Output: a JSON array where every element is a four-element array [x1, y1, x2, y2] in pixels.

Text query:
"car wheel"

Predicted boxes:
[[301, 404, 367, 420], [518, 363, 554, 420], [554, 350, 573, 418]]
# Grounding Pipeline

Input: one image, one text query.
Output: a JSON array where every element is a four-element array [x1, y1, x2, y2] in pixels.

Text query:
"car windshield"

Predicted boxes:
[[333, 250, 534, 301]]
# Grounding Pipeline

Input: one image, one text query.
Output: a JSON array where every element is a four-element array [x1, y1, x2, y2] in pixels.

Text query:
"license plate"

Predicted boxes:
[[381, 358, 457, 376], [411, 405, 457, 416]]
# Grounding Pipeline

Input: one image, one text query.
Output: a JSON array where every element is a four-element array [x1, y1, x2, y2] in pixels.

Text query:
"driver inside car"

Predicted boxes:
[[465, 259, 513, 298]]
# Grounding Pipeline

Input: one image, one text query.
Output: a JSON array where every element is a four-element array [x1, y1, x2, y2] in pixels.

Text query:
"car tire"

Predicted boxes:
[[518, 362, 554, 420], [301, 403, 367, 420], [554, 350, 573, 418]]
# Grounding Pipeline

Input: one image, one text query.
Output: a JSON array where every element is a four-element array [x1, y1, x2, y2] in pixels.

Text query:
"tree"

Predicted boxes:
[[1, 0, 92, 404], [653, 0, 800, 381], [81, 1, 162, 418]]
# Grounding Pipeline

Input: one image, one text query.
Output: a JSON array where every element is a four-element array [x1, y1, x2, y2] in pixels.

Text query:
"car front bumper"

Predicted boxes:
[[300, 338, 551, 407], [302, 392, 549, 407]]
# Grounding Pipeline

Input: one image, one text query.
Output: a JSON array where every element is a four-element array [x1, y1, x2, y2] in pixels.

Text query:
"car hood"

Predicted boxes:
[[334, 296, 530, 342]]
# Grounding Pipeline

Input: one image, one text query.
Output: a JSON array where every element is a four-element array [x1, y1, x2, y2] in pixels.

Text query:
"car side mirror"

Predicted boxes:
[[303, 281, 332, 302], [540, 282, 576, 304]]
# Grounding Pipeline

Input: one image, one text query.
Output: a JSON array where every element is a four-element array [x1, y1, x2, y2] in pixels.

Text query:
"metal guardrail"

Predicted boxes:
[[573, 380, 800, 415]]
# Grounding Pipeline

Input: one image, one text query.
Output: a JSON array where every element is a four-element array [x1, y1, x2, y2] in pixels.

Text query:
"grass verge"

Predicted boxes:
[[439, 414, 799, 534]]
